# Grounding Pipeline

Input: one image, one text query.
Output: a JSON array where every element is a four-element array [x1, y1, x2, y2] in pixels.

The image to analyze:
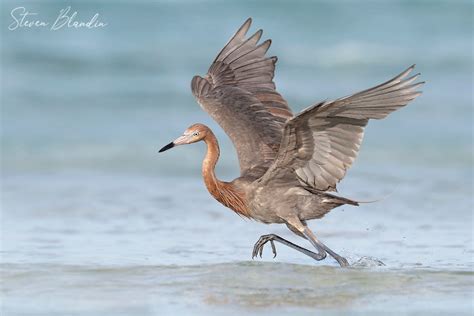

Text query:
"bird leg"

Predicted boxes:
[[284, 217, 349, 267], [302, 226, 349, 267], [252, 234, 326, 261]]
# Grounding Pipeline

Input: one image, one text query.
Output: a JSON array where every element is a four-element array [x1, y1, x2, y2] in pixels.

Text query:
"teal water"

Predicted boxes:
[[1, 0, 473, 315]]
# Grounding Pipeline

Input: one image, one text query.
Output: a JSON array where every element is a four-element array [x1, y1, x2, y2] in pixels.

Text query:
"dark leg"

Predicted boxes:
[[302, 226, 349, 267], [284, 217, 349, 267], [252, 234, 326, 260], [285, 221, 327, 259]]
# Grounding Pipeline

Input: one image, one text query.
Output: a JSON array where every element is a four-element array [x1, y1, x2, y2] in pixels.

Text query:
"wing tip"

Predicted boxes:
[[252, 29, 263, 43], [234, 17, 253, 39], [242, 17, 252, 31], [260, 39, 272, 51], [398, 64, 416, 79]]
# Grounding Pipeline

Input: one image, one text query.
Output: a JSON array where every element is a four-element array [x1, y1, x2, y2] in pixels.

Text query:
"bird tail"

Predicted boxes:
[[338, 195, 360, 206], [324, 193, 360, 206], [343, 187, 399, 205], [326, 186, 398, 207]]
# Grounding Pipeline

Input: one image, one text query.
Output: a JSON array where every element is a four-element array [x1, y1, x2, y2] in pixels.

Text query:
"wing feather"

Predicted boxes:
[[191, 18, 293, 175], [261, 65, 424, 191]]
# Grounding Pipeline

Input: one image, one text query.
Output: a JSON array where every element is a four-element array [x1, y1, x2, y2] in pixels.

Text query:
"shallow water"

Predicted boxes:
[[1, 0, 473, 315], [2, 171, 473, 314], [2, 262, 473, 315]]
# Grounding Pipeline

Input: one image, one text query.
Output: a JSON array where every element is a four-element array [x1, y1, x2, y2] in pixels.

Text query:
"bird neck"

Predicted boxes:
[[202, 131, 221, 187], [202, 131, 250, 218]]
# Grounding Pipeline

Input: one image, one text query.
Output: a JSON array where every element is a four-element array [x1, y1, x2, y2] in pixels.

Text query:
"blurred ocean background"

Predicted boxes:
[[1, 0, 473, 315]]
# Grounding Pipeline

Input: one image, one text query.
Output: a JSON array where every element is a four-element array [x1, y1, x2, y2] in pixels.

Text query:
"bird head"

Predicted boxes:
[[159, 123, 209, 153]]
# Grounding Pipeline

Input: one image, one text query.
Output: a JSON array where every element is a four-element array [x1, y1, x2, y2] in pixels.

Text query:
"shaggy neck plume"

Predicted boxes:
[[202, 131, 250, 218]]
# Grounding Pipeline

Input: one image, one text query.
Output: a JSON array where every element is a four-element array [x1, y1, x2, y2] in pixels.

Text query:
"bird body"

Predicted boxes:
[[248, 183, 358, 224], [195, 123, 356, 223], [159, 18, 424, 266]]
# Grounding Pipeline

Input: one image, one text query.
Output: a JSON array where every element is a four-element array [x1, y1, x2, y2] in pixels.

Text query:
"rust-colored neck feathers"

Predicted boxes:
[[202, 131, 250, 218]]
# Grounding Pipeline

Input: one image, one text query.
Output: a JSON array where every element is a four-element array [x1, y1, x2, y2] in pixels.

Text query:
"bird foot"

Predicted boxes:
[[334, 256, 349, 267], [252, 234, 277, 259]]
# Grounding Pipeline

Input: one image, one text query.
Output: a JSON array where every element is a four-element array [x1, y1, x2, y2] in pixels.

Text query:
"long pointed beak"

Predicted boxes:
[[159, 135, 188, 153], [158, 142, 175, 153]]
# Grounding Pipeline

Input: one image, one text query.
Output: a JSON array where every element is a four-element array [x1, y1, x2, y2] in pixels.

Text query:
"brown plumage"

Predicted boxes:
[[159, 18, 424, 267], [200, 125, 251, 218]]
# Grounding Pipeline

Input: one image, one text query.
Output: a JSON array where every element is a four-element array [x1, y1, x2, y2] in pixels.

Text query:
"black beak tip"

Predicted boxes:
[[158, 142, 175, 153]]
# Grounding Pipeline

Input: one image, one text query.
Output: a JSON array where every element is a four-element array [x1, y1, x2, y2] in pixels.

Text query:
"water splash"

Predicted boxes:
[[351, 256, 386, 267]]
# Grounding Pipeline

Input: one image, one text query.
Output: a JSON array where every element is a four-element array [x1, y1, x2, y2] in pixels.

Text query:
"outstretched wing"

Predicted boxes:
[[191, 18, 293, 175], [261, 65, 424, 191]]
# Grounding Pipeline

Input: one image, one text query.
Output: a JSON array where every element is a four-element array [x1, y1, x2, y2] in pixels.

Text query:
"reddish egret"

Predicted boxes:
[[159, 18, 423, 267]]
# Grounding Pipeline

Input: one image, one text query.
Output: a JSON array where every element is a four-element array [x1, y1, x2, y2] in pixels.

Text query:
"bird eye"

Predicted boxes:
[[193, 132, 199, 137]]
